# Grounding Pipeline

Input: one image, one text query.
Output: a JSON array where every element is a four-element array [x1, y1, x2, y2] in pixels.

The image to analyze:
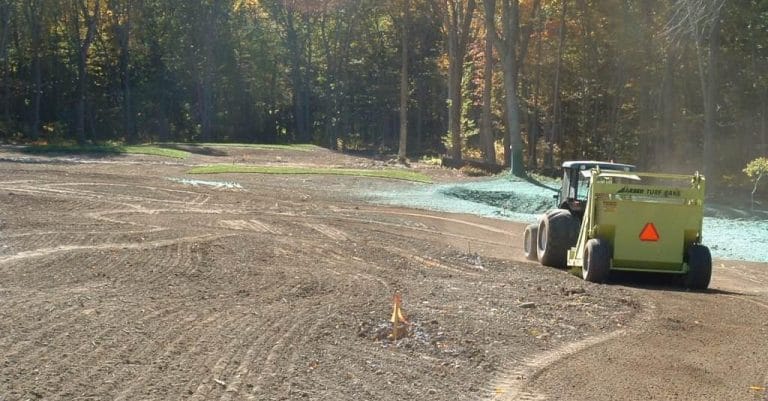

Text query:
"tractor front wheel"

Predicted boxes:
[[523, 224, 538, 261], [684, 245, 712, 290], [583, 239, 611, 283]]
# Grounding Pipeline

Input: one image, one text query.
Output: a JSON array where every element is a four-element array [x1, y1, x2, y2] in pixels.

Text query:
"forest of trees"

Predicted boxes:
[[0, 0, 765, 179]]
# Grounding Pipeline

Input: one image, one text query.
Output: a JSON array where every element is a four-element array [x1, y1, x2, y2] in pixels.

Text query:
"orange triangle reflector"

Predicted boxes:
[[639, 223, 660, 242]]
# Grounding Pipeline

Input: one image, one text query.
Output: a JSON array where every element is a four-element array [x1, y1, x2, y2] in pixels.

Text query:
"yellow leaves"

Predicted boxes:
[[743, 157, 768, 178]]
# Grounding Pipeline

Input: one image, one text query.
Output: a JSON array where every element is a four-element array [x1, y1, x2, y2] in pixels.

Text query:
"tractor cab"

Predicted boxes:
[[557, 161, 635, 218]]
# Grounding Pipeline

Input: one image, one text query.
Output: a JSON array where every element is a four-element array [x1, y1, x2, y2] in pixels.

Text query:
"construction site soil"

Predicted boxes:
[[0, 146, 766, 401]]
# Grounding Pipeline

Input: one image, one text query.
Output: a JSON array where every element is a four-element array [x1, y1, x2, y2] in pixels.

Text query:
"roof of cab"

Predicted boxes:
[[561, 160, 635, 171], [580, 169, 641, 180]]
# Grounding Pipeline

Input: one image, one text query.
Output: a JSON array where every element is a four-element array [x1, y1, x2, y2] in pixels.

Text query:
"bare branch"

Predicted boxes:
[[663, 0, 726, 44]]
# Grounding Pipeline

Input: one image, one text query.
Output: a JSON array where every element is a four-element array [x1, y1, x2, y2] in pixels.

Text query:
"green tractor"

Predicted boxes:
[[523, 161, 712, 289]]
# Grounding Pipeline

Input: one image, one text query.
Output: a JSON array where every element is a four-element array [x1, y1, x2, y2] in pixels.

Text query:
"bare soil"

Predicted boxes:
[[0, 146, 766, 401]]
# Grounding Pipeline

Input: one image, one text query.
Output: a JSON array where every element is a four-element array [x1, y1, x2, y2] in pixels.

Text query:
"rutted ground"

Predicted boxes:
[[0, 147, 766, 401], [0, 153, 638, 401]]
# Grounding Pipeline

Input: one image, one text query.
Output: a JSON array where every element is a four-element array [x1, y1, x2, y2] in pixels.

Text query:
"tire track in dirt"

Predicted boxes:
[[255, 209, 513, 250], [0, 234, 232, 266], [495, 289, 768, 401], [183, 317, 257, 401], [0, 184, 140, 212], [269, 208, 504, 274], [0, 303, 84, 363], [99, 308, 215, 400], [1, 229, 170, 239], [47, 182, 208, 206], [0, 252, 107, 355], [53, 306, 190, 399], [723, 294, 768, 311], [219, 219, 279, 234], [220, 316, 327, 401], [277, 220, 482, 290], [2, 304, 122, 389], [186, 311, 297, 401], [357, 208, 512, 234], [319, 213, 513, 250], [3, 269, 152, 367], [87, 245, 156, 290], [380, 244, 483, 277], [169, 313, 242, 399], [86, 208, 228, 233], [0, 232, 60, 255], [305, 222, 350, 242], [215, 321, 264, 401], [274, 236, 392, 293], [483, 301, 655, 401], [73, 244, 199, 395], [138, 240, 177, 286], [1, 230, 156, 257], [719, 291, 768, 396], [248, 309, 316, 398], [0, 182, 211, 222], [0, 185, 123, 214], [483, 332, 628, 401]]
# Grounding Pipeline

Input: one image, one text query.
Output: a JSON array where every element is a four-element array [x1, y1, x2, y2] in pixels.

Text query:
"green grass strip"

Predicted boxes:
[[161, 143, 319, 152], [122, 145, 190, 159], [23, 144, 190, 159], [188, 164, 432, 183]]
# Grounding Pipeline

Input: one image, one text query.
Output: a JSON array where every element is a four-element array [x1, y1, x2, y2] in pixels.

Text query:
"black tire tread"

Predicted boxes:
[[583, 238, 611, 283], [685, 244, 712, 290], [536, 209, 580, 268], [523, 224, 538, 261]]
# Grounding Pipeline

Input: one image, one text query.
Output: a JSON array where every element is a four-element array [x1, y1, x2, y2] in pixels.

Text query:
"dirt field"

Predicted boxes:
[[1, 146, 766, 401]]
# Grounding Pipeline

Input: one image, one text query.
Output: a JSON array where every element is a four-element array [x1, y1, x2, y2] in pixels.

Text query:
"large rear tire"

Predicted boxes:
[[684, 244, 712, 290], [523, 224, 538, 261], [583, 238, 611, 283], [536, 209, 580, 268]]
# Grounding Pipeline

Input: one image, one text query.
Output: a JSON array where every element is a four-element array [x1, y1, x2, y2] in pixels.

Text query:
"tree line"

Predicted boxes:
[[0, 0, 765, 179]]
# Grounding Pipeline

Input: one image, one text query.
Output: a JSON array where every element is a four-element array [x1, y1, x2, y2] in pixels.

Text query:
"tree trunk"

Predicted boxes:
[[25, 0, 43, 141], [121, 3, 135, 143], [550, 0, 566, 169], [485, 0, 525, 176], [702, 13, 720, 180], [397, 0, 410, 163], [198, 4, 214, 142], [528, 18, 543, 169], [446, 13, 460, 161], [445, 0, 476, 162], [659, 51, 675, 166], [0, 1, 11, 130], [501, 55, 524, 174], [756, 44, 768, 153], [285, 12, 307, 142], [635, 0, 655, 169], [31, 45, 42, 141], [109, 0, 135, 143], [73, 0, 100, 145], [319, 14, 353, 150], [480, 13, 496, 164]]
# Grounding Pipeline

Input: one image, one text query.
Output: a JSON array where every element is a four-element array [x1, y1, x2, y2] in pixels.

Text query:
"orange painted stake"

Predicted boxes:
[[390, 293, 409, 340]]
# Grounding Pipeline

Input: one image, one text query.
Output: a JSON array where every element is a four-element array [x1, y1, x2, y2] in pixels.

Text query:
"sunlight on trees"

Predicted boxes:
[[0, 0, 764, 186]]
